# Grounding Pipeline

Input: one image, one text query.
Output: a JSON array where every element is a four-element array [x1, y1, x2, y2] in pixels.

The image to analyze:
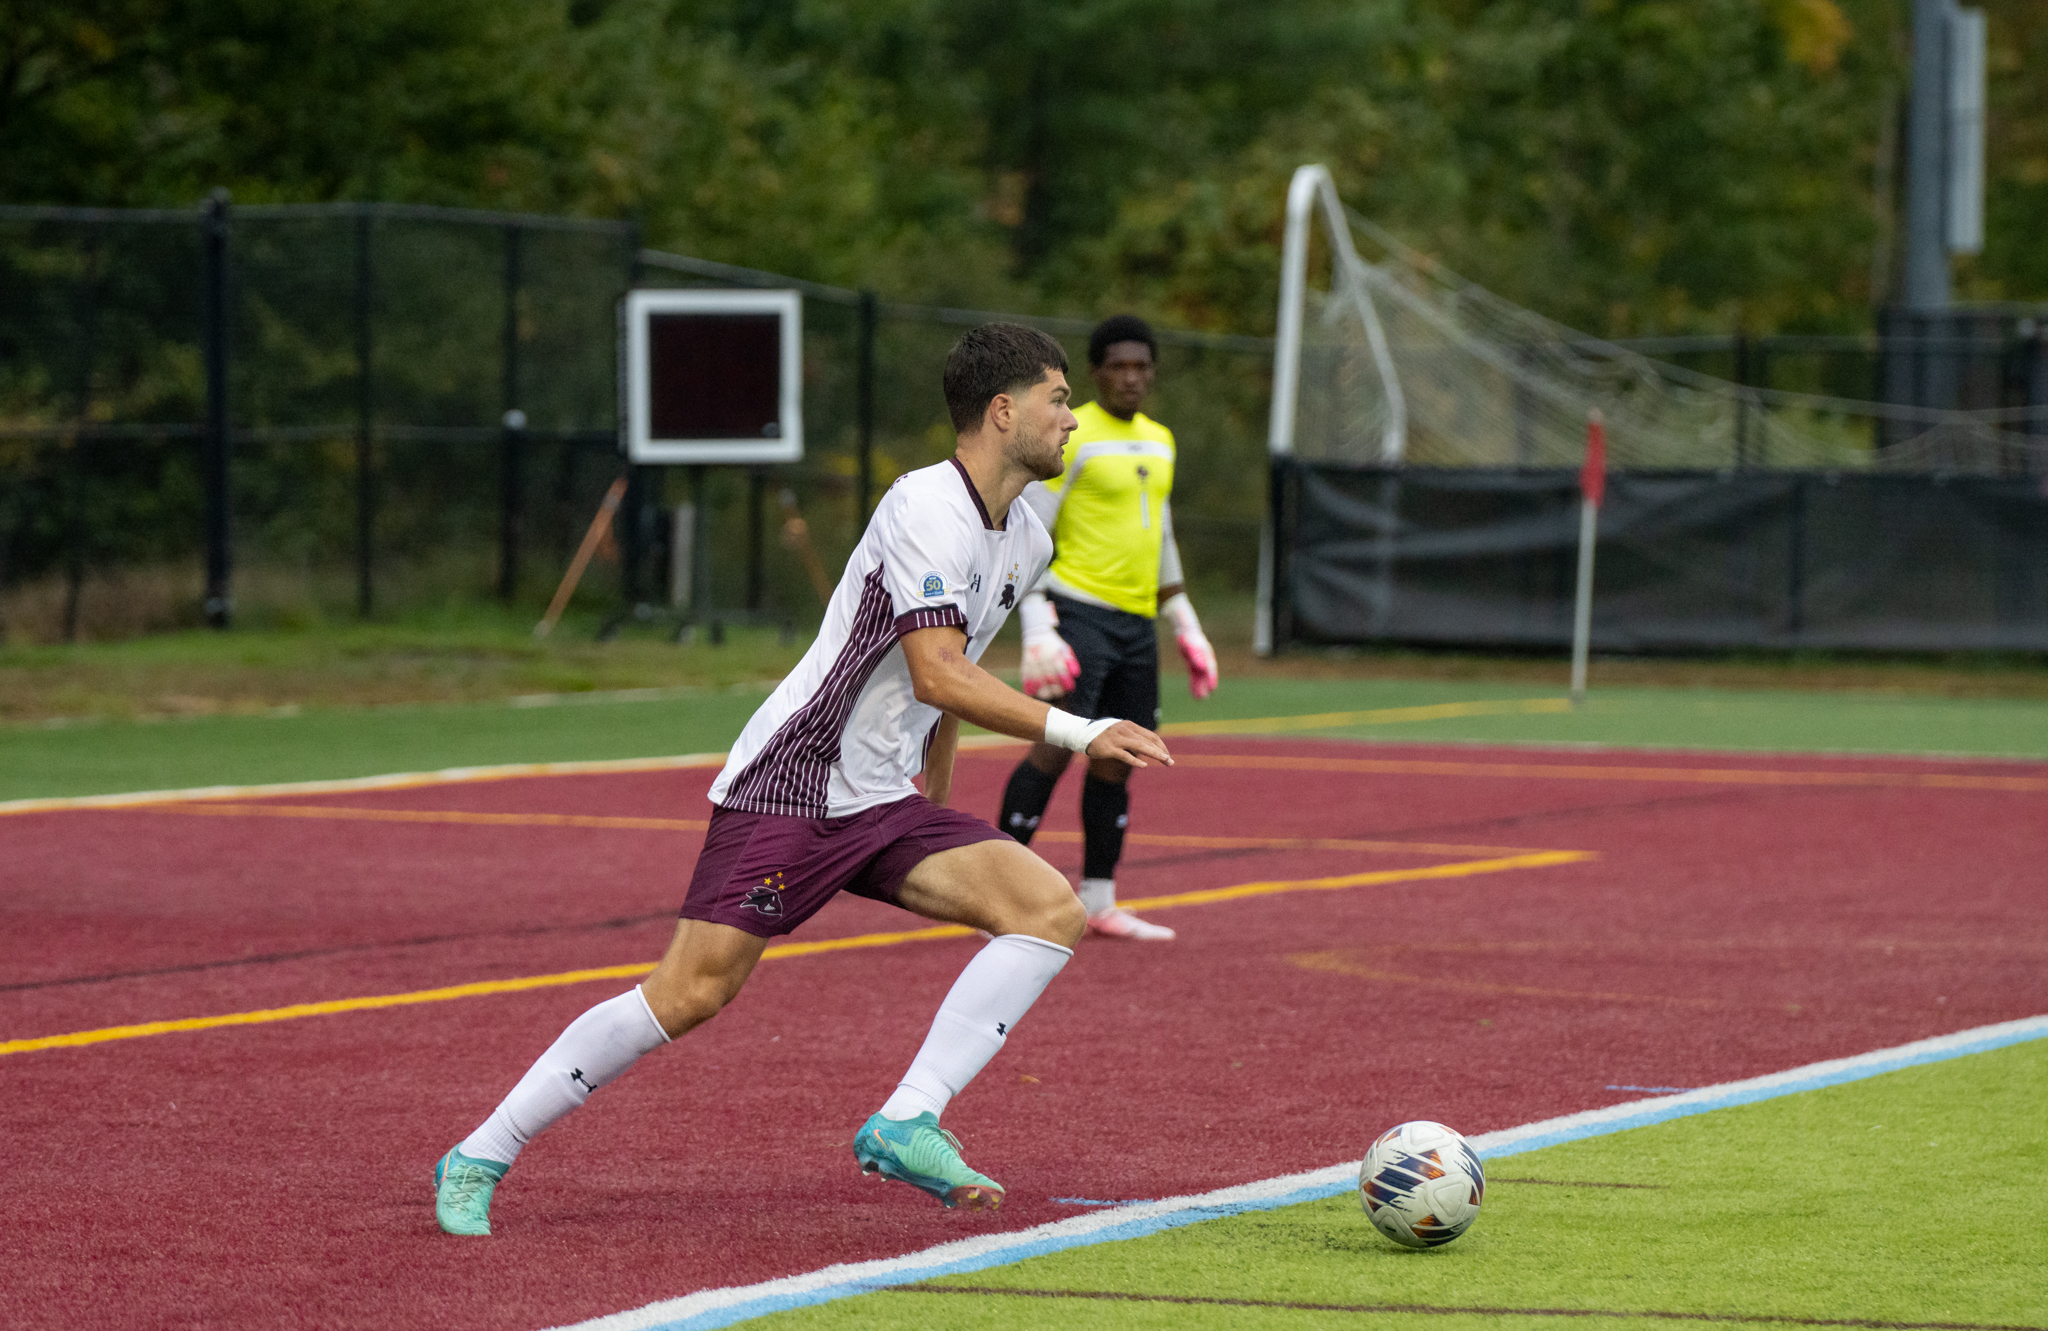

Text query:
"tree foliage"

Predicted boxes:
[[4, 0, 2043, 337]]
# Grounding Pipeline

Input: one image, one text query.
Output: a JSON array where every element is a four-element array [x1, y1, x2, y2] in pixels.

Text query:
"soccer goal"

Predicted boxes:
[[1254, 164, 2048, 659]]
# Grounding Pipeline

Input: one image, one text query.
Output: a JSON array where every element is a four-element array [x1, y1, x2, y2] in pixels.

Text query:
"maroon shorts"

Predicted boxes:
[[680, 795, 1011, 938]]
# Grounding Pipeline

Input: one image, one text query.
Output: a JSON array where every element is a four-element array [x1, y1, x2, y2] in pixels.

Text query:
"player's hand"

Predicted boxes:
[[1018, 590, 1080, 700], [1084, 719, 1173, 769], [1163, 592, 1219, 700]]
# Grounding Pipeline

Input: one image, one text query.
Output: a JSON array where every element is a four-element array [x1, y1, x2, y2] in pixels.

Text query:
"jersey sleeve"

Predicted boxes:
[[875, 490, 977, 636]]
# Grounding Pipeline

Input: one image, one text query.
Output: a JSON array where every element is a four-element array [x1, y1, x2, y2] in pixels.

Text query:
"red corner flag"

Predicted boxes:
[[1580, 408, 1607, 509]]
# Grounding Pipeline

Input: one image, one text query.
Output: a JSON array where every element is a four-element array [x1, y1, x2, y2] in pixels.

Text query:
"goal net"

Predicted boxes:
[[1266, 165, 2044, 474]]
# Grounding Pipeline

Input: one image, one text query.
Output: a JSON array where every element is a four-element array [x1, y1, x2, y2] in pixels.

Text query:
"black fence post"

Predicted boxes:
[[62, 226, 103, 643], [354, 208, 375, 618], [499, 225, 525, 603], [202, 189, 232, 628], [1786, 474, 1807, 641], [1733, 332, 1752, 468], [2030, 323, 2048, 452], [856, 289, 877, 524], [620, 464, 648, 606]]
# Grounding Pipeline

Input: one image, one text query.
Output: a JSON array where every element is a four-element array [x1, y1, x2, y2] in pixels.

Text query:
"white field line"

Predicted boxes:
[[545, 1014, 2048, 1331]]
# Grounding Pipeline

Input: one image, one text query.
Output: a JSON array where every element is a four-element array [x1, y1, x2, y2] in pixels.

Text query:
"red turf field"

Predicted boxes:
[[3, 737, 2045, 1330]]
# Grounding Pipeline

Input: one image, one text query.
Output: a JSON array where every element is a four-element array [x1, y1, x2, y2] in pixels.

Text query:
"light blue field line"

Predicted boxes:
[[546, 1014, 2048, 1331]]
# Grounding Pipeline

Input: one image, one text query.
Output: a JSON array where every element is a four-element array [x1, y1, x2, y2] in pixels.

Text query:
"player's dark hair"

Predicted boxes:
[[1088, 314, 1157, 368], [943, 323, 1070, 433]]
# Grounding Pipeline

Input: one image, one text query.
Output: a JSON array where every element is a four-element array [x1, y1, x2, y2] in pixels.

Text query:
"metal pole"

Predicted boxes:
[[1903, 0, 1953, 310], [1570, 409, 1605, 705], [499, 225, 524, 602], [1569, 496, 1597, 704], [690, 465, 712, 635], [746, 467, 765, 611], [856, 289, 877, 525], [354, 208, 375, 618], [202, 188, 232, 628]]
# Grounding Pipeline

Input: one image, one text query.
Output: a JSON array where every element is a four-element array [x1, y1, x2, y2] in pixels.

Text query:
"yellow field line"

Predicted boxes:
[[0, 850, 1588, 1057], [128, 802, 1543, 857], [152, 803, 711, 832], [1288, 950, 1729, 1009], [1171, 753, 2048, 794], [1156, 696, 1573, 736], [1116, 850, 1592, 911]]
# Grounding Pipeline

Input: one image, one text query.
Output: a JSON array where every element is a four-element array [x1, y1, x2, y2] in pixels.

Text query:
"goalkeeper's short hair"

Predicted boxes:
[[1088, 314, 1157, 368]]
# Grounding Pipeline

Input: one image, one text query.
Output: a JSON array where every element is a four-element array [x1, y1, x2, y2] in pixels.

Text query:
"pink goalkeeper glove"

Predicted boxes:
[[1163, 592, 1218, 700], [1018, 590, 1080, 700]]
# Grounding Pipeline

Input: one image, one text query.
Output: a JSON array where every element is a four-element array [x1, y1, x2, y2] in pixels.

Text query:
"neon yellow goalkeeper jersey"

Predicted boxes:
[[1041, 401, 1176, 618]]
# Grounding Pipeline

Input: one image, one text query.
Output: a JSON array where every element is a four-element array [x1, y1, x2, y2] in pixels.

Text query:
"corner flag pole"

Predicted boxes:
[[1569, 408, 1605, 706]]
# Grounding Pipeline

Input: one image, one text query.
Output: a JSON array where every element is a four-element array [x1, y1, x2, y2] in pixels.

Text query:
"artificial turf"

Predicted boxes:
[[9, 674, 2048, 803], [754, 1037, 2048, 1329]]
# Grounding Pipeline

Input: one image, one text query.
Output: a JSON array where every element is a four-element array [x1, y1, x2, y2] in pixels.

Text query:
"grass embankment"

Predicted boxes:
[[762, 1039, 2048, 1330]]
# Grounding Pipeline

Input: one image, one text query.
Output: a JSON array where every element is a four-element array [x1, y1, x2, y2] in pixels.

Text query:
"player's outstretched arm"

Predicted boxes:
[[900, 626, 1172, 769]]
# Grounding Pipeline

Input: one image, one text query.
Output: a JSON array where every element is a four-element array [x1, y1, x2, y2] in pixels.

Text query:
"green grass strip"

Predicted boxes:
[[761, 1040, 2047, 1329], [6, 675, 2048, 803]]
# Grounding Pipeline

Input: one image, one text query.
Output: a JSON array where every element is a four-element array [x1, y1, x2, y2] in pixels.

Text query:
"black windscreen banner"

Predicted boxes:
[[1272, 462, 2048, 653]]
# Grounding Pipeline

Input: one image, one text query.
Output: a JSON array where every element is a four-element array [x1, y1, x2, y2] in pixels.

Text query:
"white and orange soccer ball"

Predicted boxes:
[[1357, 1120, 1486, 1249]]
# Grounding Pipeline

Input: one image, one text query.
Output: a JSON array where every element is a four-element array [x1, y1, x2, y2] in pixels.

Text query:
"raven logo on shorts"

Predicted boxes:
[[743, 872, 786, 919], [919, 570, 946, 599]]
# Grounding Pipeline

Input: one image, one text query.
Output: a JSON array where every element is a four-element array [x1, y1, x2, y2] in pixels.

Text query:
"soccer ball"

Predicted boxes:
[[1357, 1120, 1485, 1249]]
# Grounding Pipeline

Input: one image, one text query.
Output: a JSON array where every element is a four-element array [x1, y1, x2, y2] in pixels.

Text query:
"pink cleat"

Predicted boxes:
[[1086, 907, 1176, 941]]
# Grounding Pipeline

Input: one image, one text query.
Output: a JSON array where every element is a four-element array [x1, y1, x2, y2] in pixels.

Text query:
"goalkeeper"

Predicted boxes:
[[997, 315, 1219, 941]]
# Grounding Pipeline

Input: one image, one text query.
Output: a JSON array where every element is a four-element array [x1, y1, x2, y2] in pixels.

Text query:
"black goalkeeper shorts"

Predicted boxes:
[[1048, 592, 1160, 730]]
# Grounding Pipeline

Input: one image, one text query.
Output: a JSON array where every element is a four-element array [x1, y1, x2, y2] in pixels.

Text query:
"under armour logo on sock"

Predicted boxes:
[[570, 1068, 595, 1093], [996, 1022, 1008, 1035]]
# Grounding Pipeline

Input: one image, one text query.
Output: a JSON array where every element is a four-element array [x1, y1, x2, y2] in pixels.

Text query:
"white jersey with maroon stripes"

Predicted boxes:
[[709, 458, 1052, 819]]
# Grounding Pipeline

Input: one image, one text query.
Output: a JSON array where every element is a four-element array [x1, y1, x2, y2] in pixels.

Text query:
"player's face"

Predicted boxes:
[[1008, 370, 1077, 481], [1091, 340, 1155, 418]]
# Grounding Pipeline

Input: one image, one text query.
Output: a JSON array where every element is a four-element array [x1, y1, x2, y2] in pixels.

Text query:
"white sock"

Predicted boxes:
[[1077, 877, 1115, 915], [459, 987, 669, 1167], [880, 934, 1072, 1121]]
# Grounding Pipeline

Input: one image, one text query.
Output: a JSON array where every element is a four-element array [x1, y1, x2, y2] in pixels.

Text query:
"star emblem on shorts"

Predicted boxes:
[[743, 872, 786, 918]]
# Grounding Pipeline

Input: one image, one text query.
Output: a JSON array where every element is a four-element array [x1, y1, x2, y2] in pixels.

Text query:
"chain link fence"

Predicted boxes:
[[0, 201, 1274, 643]]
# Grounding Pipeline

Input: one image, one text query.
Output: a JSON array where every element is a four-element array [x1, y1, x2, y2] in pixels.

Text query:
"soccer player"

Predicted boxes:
[[996, 315, 1219, 942], [431, 324, 1172, 1235]]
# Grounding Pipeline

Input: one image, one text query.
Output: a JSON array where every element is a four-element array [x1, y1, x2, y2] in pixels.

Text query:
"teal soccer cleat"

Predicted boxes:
[[853, 1111, 1005, 1210], [433, 1147, 509, 1236]]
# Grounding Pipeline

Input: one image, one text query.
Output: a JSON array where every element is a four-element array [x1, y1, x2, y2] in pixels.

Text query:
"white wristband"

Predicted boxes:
[[1043, 708, 1118, 753], [1162, 591, 1201, 637]]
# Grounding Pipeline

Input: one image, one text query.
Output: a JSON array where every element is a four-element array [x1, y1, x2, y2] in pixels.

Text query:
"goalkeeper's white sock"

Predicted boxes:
[[880, 934, 1072, 1121], [459, 987, 670, 1166]]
